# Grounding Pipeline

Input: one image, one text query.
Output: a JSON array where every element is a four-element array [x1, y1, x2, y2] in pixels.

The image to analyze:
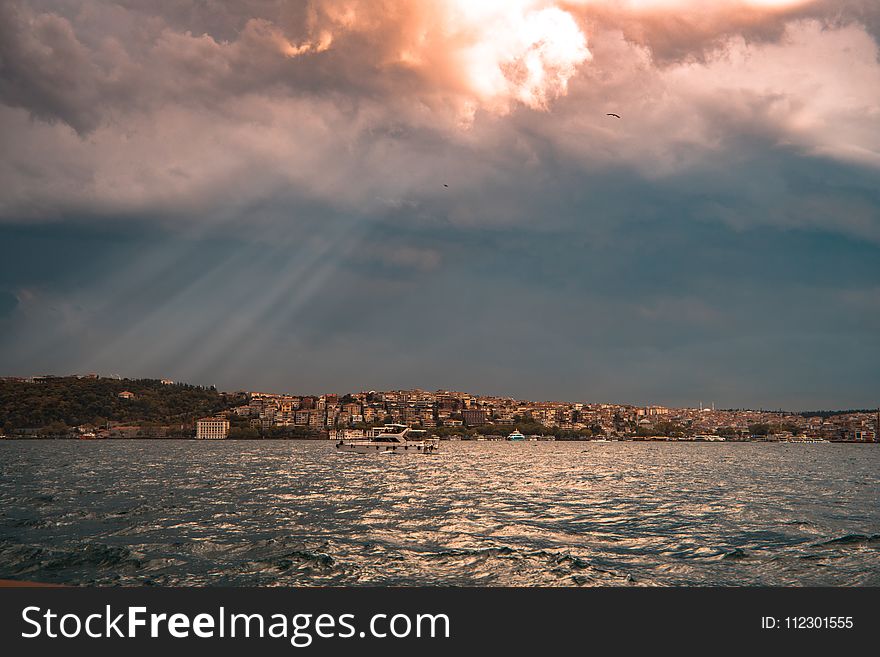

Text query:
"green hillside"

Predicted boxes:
[[0, 376, 242, 432]]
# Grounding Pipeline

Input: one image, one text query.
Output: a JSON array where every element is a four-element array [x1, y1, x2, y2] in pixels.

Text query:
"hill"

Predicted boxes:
[[0, 376, 242, 432]]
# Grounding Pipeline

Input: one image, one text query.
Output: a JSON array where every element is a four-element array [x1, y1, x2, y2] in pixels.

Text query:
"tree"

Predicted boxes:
[[229, 426, 259, 439], [0, 376, 237, 432], [44, 421, 69, 437], [652, 421, 685, 437]]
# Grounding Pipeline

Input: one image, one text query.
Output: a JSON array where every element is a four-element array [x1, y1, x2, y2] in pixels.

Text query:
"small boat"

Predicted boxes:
[[336, 424, 439, 454], [507, 429, 526, 441]]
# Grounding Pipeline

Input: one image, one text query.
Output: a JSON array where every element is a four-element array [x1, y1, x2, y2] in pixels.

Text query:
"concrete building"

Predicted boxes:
[[462, 410, 487, 426], [196, 417, 230, 440]]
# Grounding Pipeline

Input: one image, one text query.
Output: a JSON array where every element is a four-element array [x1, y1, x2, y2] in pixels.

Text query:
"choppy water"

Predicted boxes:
[[1, 440, 878, 586]]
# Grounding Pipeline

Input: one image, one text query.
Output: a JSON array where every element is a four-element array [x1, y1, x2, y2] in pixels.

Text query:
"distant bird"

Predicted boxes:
[[443, 184, 449, 188], [606, 113, 621, 119]]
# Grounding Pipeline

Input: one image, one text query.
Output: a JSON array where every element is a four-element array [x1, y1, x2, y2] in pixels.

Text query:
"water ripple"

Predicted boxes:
[[0, 441, 878, 586]]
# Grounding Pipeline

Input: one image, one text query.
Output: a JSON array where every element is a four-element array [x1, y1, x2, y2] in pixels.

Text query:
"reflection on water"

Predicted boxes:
[[0, 440, 878, 586]]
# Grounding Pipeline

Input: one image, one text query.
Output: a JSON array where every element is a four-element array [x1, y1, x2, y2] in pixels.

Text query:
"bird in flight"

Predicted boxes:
[[443, 184, 449, 188], [606, 113, 621, 119]]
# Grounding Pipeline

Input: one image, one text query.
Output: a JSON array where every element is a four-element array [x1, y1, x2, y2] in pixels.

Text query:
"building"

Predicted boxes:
[[461, 410, 487, 426], [196, 417, 230, 440], [118, 391, 135, 400], [647, 405, 670, 416], [851, 429, 877, 442], [330, 428, 368, 440]]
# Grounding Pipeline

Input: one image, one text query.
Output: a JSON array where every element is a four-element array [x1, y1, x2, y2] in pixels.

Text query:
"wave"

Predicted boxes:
[[3, 517, 52, 529], [816, 533, 880, 548], [427, 545, 636, 585], [721, 548, 749, 560], [431, 546, 517, 558], [0, 540, 145, 578], [272, 549, 336, 571]]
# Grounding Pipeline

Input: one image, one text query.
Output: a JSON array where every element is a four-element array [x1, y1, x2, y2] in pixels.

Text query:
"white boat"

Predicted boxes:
[[507, 429, 526, 441], [336, 424, 440, 454]]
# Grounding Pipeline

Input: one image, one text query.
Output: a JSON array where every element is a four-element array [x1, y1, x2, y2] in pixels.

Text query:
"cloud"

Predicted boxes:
[[357, 245, 443, 272], [564, 0, 812, 63], [1, 217, 877, 408], [0, 1, 105, 133], [0, 0, 593, 131], [0, 0, 878, 242], [8, 1, 875, 133], [2, 1, 880, 408]]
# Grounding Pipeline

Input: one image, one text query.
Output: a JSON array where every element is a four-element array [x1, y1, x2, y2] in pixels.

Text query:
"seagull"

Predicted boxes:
[[606, 113, 621, 119]]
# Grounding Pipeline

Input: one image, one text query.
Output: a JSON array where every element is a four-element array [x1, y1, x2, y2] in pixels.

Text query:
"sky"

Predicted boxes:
[[0, 0, 878, 410]]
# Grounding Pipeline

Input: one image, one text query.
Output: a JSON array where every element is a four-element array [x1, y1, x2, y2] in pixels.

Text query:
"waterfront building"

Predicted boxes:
[[852, 429, 877, 442], [331, 428, 368, 441], [196, 417, 230, 440]]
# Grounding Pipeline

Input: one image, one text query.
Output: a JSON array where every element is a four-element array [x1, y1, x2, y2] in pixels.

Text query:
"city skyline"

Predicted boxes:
[[1, 372, 876, 414], [1, 1, 879, 409], [3, 373, 878, 442]]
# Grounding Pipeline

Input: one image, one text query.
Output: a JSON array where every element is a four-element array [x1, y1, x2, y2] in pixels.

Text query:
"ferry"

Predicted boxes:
[[336, 424, 439, 454], [507, 429, 526, 441]]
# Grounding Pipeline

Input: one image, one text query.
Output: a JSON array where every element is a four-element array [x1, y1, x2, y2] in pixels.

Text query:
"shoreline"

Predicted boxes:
[[1, 436, 877, 444]]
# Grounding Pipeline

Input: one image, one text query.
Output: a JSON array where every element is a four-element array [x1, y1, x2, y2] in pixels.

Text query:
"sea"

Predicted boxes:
[[1, 440, 878, 586]]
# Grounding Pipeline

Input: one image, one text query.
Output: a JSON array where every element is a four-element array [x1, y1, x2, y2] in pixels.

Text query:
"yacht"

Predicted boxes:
[[507, 429, 526, 441], [336, 424, 440, 454]]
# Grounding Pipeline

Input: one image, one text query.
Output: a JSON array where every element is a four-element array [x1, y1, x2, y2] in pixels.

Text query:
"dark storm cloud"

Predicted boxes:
[[1, 208, 877, 409], [0, 1, 104, 133]]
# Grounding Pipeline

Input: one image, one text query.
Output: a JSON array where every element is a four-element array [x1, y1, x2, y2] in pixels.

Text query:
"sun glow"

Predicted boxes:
[[444, 0, 592, 111], [276, 0, 818, 117]]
